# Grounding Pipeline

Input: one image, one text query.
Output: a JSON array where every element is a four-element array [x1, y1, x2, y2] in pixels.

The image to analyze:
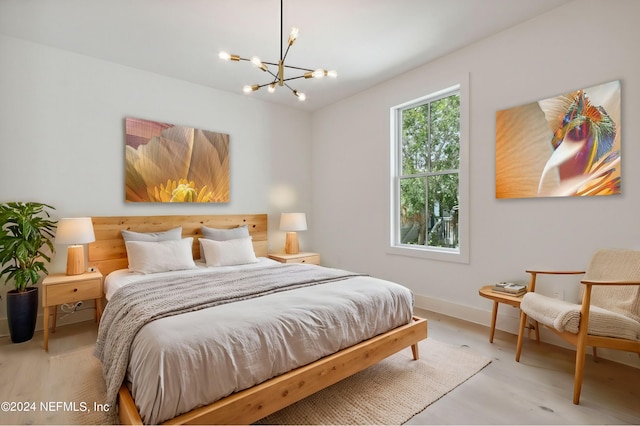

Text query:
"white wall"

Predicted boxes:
[[311, 0, 640, 367], [0, 34, 313, 332]]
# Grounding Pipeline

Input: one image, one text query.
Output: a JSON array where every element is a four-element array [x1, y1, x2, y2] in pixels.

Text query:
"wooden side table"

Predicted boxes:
[[41, 270, 103, 351], [268, 252, 320, 265], [478, 285, 538, 343]]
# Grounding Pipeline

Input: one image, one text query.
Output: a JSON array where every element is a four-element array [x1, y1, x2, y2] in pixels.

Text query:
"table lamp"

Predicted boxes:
[[55, 217, 96, 275], [279, 213, 307, 254]]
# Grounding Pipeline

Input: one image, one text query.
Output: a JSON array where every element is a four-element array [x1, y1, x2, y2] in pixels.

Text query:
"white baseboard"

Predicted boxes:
[[414, 292, 640, 369]]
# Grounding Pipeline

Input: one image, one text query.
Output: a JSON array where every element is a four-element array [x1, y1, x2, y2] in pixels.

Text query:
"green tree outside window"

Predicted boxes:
[[398, 92, 460, 249]]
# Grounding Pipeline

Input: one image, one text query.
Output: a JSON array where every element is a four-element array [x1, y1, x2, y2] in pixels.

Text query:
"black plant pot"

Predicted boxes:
[[7, 287, 39, 343]]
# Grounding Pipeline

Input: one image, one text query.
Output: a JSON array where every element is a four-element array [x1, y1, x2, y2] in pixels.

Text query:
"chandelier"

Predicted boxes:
[[218, 0, 336, 101]]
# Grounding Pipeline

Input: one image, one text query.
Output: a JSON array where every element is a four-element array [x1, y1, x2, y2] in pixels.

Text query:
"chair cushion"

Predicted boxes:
[[521, 292, 640, 341]]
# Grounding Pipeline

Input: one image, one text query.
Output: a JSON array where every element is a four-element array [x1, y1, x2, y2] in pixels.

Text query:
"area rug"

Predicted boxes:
[[48, 347, 116, 425], [46, 338, 490, 425], [256, 338, 491, 425]]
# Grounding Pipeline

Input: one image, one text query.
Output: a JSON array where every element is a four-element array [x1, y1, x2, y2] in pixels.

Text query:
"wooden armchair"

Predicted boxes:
[[515, 249, 640, 404]]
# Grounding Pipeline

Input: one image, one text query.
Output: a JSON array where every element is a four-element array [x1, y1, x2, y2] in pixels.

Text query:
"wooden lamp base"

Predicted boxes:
[[284, 232, 300, 254], [66, 245, 85, 275]]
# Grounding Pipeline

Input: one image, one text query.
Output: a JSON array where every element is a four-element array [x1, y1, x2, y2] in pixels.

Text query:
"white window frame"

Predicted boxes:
[[388, 74, 469, 264]]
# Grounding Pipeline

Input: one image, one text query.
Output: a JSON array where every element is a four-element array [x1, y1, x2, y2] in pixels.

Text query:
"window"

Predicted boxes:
[[390, 81, 468, 263]]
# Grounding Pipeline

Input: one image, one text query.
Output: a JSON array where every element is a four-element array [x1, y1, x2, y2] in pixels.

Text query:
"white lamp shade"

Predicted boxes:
[[279, 213, 307, 232], [55, 217, 96, 245]]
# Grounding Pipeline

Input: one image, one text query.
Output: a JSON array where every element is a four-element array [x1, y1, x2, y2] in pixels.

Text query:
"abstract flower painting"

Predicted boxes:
[[125, 117, 229, 203], [496, 80, 621, 198]]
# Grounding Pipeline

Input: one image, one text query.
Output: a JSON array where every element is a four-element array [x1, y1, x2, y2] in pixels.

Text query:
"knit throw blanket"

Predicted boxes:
[[94, 263, 363, 408]]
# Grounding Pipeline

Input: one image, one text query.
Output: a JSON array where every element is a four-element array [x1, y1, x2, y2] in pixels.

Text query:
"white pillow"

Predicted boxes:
[[125, 238, 196, 274], [199, 224, 250, 262], [200, 237, 258, 267]]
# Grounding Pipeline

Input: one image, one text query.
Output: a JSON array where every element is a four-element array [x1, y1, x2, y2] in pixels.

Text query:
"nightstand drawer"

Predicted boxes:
[[269, 252, 321, 265], [284, 254, 320, 265], [45, 278, 102, 306]]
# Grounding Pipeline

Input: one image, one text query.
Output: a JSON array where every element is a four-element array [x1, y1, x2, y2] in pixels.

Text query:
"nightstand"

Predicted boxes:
[[41, 270, 103, 351], [268, 252, 321, 265]]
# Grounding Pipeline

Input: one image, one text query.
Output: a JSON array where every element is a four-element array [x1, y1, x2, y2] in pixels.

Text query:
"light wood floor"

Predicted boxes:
[[1, 309, 639, 425], [410, 308, 640, 425]]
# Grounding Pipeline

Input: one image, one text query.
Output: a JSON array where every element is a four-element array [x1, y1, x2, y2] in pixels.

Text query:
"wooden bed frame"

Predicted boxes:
[[88, 214, 428, 425]]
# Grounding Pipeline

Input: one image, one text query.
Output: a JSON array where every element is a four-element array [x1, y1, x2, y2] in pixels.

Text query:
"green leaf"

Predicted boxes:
[[0, 202, 57, 291]]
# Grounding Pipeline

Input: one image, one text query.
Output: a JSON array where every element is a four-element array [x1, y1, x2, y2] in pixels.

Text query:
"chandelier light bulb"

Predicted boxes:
[[288, 27, 299, 45], [312, 68, 325, 79], [268, 83, 276, 93], [251, 56, 268, 71], [243, 85, 259, 93], [219, 51, 239, 61], [327, 70, 338, 78]]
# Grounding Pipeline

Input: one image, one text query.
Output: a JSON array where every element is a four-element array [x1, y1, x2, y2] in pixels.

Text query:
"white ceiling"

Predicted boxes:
[[0, 0, 571, 111]]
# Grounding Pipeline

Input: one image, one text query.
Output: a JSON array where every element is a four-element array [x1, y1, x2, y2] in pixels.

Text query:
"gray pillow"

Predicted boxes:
[[121, 226, 182, 242], [201, 224, 249, 241]]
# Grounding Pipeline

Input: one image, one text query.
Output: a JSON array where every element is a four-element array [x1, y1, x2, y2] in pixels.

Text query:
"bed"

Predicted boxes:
[[88, 214, 427, 425]]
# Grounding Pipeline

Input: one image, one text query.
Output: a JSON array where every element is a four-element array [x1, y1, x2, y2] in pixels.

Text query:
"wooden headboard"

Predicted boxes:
[[87, 214, 268, 276]]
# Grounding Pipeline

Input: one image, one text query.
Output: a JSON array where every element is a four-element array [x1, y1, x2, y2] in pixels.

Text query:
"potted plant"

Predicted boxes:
[[0, 202, 57, 343]]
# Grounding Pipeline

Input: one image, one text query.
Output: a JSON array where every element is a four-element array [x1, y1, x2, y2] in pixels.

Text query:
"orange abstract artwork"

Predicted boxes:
[[125, 117, 229, 203], [496, 80, 620, 198]]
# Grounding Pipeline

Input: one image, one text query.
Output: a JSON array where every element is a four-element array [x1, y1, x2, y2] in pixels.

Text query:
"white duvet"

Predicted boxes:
[[105, 261, 414, 424]]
